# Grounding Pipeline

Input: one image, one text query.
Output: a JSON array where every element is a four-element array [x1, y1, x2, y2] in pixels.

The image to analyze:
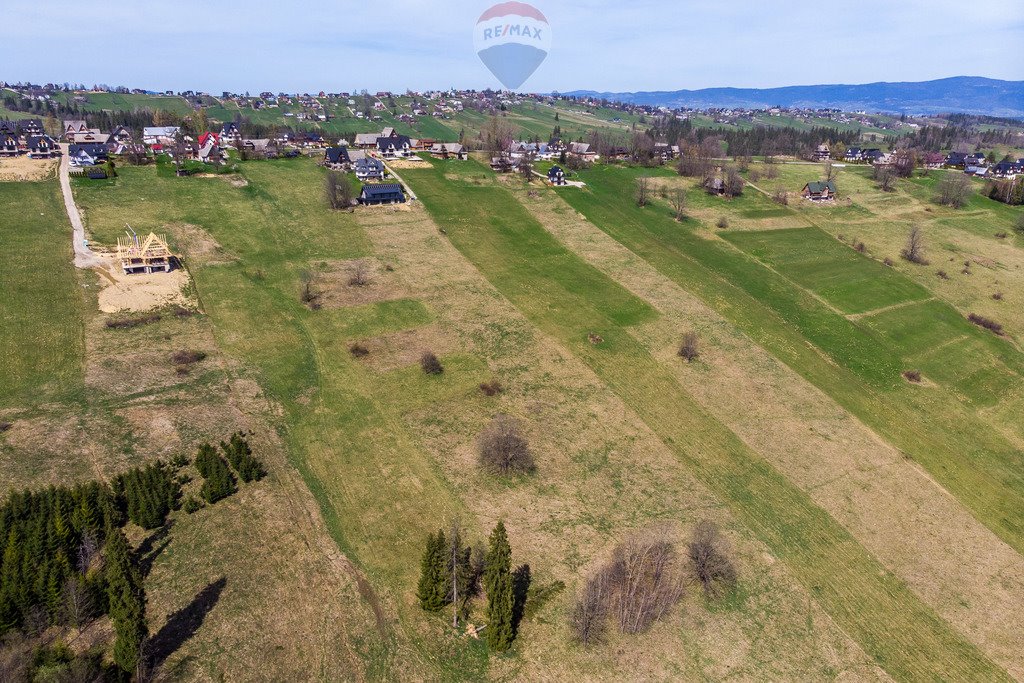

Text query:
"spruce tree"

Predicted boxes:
[[485, 521, 515, 651], [105, 529, 147, 673], [416, 530, 448, 612]]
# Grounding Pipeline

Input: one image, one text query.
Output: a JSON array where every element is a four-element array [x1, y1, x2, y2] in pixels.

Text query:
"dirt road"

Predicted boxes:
[[58, 144, 103, 269]]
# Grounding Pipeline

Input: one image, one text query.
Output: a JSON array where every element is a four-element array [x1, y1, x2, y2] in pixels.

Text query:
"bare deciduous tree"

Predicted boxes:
[[61, 575, 95, 628], [669, 186, 687, 221], [635, 175, 651, 207], [420, 351, 444, 375], [688, 520, 737, 598], [348, 260, 370, 287], [936, 173, 972, 209], [570, 566, 613, 646], [901, 225, 928, 265], [678, 332, 700, 362], [874, 165, 895, 192], [478, 414, 534, 475], [325, 170, 353, 210], [823, 159, 835, 182]]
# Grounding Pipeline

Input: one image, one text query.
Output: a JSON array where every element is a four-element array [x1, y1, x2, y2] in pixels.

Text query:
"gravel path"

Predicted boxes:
[[58, 144, 103, 269]]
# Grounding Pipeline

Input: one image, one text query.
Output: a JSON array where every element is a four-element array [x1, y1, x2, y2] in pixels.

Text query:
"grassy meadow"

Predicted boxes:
[[3, 139, 1023, 680]]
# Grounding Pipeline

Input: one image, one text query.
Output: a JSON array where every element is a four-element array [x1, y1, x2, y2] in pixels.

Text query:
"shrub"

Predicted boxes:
[[0, 421, 11, 432], [349, 342, 370, 357], [853, 241, 866, 253], [936, 270, 949, 280], [171, 349, 207, 365], [992, 292, 1003, 301], [688, 521, 737, 598], [902, 370, 922, 383], [678, 332, 699, 362], [105, 313, 161, 329], [571, 529, 685, 644], [967, 313, 1003, 335], [478, 414, 534, 475], [183, 497, 202, 514], [220, 431, 265, 483], [716, 216, 729, 229], [479, 380, 504, 396], [771, 189, 788, 205], [420, 351, 443, 375], [883, 257, 894, 267], [348, 260, 370, 287]]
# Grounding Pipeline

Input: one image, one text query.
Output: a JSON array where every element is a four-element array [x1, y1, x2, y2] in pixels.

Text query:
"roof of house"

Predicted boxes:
[[548, 165, 564, 175], [73, 132, 111, 144], [26, 135, 56, 150], [804, 180, 836, 194], [376, 135, 411, 150], [430, 142, 464, 154], [63, 119, 87, 131], [354, 133, 379, 145], [325, 146, 351, 164], [354, 157, 384, 170], [360, 183, 404, 198], [0, 120, 17, 135], [946, 152, 967, 163], [221, 122, 240, 134], [69, 143, 108, 156], [18, 119, 42, 131], [143, 126, 180, 137]]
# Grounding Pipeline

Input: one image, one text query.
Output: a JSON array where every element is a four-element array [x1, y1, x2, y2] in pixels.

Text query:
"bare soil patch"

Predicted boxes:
[[0, 156, 57, 181], [91, 253, 193, 313]]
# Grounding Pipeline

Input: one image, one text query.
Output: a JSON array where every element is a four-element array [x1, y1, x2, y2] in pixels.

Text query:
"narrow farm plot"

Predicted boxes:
[[404, 158, 1008, 681]]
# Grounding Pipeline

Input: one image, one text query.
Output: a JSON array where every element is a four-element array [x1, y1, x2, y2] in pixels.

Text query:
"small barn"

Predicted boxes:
[[359, 183, 406, 205], [801, 180, 836, 201]]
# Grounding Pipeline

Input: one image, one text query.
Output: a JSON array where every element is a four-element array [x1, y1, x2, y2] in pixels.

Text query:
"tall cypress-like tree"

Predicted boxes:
[[105, 529, 147, 673], [485, 521, 515, 651], [416, 530, 448, 612]]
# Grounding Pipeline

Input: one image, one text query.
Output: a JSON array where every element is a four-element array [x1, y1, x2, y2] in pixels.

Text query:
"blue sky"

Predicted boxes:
[[2, 0, 1022, 93]]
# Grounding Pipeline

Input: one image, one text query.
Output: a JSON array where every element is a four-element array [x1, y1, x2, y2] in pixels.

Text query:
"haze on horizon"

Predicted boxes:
[[2, 0, 1022, 94]]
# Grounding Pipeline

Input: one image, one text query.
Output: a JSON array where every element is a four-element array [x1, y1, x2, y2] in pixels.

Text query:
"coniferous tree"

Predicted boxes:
[[220, 432, 266, 483], [195, 444, 237, 504], [417, 531, 448, 612], [484, 521, 515, 651], [105, 529, 147, 674]]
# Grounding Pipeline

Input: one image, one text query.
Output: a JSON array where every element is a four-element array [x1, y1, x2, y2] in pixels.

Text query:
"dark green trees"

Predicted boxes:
[[484, 522, 515, 652], [104, 529, 147, 674], [220, 432, 265, 483], [417, 530, 449, 612], [195, 444, 237, 504], [113, 461, 181, 529]]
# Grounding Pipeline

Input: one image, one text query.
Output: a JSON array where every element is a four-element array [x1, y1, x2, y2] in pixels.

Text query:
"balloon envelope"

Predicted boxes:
[[473, 2, 551, 90]]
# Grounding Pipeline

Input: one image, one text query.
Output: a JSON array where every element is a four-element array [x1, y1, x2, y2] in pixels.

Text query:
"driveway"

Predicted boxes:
[[58, 143, 103, 269]]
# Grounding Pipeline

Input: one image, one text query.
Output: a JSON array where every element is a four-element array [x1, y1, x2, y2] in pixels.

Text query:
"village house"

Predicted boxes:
[[922, 152, 946, 169], [965, 152, 987, 167], [568, 142, 597, 161], [814, 144, 831, 161], [991, 160, 1023, 178], [0, 132, 20, 157], [18, 119, 44, 136], [862, 148, 885, 164], [62, 120, 89, 141], [844, 147, 863, 162], [376, 134, 412, 159], [73, 131, 111, 145], [68, 142, 108, 167], [0, 120, 19, 137], [219, 122, 242, 146], [945, 151, 967, 168], [109, 125, 133, 144], [143, 126, 181, 146], [354, 132, 380, 148], [547, 165, 566, 185], [240, 138, 278, 158], [194, 132, 223, 164], [323, 146, 351, 170], [26, 135, 60, 158], [801, 180, 836, 201], [429, 142, 466, 160], [359, 183, 406, 205], [354, 157, 386, 181]]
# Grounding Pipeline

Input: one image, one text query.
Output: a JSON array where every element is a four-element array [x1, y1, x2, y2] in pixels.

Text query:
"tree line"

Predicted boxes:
[[0, 433, 264, 677]]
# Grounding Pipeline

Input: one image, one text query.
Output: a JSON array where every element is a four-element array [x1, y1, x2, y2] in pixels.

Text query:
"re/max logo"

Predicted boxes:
[[482, 23, 543, 41]]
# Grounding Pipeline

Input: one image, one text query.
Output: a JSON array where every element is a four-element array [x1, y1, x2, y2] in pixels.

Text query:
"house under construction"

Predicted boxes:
[[116, 226, 174, 274]]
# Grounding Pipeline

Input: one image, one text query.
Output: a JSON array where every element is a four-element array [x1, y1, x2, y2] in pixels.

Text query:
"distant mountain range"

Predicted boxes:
[[565, 77, 1024, 118]]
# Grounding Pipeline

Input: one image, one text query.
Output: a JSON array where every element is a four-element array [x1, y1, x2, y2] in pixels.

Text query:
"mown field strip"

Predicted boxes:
[[507, 180, 1024, 677], [559, 166, 1024, 554], [405, 160, 1008, 681]]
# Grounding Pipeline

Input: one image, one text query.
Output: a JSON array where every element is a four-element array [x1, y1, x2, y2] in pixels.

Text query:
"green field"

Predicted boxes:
[[0, 181, 85, 406], [403, 157, 1008, 681]]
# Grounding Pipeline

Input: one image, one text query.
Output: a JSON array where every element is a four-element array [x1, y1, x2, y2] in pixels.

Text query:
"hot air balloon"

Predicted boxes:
[[473, 2, 551, 90]]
